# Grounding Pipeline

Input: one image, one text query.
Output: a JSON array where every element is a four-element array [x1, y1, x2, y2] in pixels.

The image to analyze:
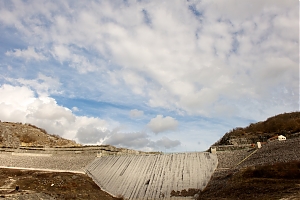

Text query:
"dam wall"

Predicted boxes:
[[0, 146, 161, 156], [85, 152, 218, 199]]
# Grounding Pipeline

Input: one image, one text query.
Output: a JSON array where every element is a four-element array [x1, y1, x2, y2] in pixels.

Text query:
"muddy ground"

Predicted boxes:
[[0, 168, 122, 200]]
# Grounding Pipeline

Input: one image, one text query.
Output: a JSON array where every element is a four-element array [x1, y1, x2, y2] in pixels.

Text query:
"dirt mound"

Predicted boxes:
[[0, 121, 80, 148]]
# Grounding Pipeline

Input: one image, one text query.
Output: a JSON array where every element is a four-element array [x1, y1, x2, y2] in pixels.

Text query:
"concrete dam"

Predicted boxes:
[[85, 152, 218, 199]]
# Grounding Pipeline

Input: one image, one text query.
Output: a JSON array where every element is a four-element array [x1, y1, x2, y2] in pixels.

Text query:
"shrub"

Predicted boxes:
[[243, 161, 300, 179], [50, 134, 62, 139], [20, 133, 36, 143], [170, 188, 200, 197], [26, 123, 48, 134]]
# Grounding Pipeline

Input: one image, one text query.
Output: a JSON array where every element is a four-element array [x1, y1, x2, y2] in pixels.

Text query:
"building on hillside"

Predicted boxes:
[[267, 135, 286, 142], [210, 147, 216, 154], [257, 142, 262, 148], [278, 135, 286, 141]]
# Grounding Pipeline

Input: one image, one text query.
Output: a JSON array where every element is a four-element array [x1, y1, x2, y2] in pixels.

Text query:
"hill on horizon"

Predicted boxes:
[[0, 121, 80, 148], [213, 111, 300, 146], [2, 111, 300, 149]]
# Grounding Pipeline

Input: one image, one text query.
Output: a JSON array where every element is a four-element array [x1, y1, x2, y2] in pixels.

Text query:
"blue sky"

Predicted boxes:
[[0, 0, 298, 152]]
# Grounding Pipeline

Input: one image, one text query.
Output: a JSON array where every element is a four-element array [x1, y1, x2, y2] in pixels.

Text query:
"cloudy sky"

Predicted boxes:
[[0, 0, 298, 152]]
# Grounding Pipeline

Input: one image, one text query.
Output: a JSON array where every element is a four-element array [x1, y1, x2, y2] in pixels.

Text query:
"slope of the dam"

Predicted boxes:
[[85, 152, 218, 200]]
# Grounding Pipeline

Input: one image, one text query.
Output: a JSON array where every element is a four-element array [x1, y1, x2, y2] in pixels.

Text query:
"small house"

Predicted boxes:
[[210, 147, 217, 154], [278, 135, 286, 141]]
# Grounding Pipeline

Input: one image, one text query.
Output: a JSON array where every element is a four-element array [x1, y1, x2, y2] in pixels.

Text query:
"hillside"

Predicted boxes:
[[198, 137, 300, 200], [0, 121, 80, 148], [198, 112, 300, 200], [213, 111, 300, 146], [0, 121, 153, 156]]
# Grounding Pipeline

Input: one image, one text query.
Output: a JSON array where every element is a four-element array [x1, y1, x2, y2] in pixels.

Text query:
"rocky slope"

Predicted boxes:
[[0, 121, 158, 156], [0, 121, 80, 148], [213, 112, 300, 146], [198, 112, 300, 200]]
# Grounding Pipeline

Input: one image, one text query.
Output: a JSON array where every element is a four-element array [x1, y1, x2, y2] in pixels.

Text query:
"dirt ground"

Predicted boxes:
[[0, 168, 122, 200], [198, 162, 300, 200]]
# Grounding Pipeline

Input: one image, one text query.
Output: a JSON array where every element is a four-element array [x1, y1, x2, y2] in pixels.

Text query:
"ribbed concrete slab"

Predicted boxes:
[[85, 152, 218, 199]]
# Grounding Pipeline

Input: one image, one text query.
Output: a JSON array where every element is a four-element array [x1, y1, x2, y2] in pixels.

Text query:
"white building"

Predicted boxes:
[[278, 135, 286, 141]]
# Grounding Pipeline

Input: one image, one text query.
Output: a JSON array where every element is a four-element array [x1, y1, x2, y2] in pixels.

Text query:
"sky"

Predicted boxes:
[[0, 0, 298, 152]]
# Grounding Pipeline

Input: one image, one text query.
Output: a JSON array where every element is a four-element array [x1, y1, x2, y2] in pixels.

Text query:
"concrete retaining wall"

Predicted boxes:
[[0, 146, 161, 156], [11, 152, 52, 157], [85, 152, 218, 199]]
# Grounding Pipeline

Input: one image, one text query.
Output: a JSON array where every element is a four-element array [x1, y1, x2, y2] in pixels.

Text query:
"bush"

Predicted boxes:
[[49, 134, 62, 139], [26, 123, 48, 134], [243, 161, 300, 179], [20, 133, 36, 143], [170, 188, 201, 197]]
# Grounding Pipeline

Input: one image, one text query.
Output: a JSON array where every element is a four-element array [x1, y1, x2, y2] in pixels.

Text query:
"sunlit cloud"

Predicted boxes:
[[0, 0, 298, 152]]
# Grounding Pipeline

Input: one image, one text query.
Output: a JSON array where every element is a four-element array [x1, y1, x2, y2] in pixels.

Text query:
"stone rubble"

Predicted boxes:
[[0, 152, 96, 172], [238, 137, 300, 168], [215, 138, 300, 169]]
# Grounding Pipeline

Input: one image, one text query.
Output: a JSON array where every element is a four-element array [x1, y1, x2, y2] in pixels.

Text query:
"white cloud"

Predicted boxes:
[[0, 84, 109, 142], [147, 115, 178, 134], [129, 109, 144, 118], [0, 0, 298, 151], [5, 47, 46, 61], [103, 132, 181, 150], [7, 73, 61, 96], [103, 132, 150, 149], [155, 136, 180, 149], [76, 126, 108, 144], [51, 45, 71, 62], [122, 70, 147, 95], [0, 1, 296, 119], [0, 83, 181, 151], [51, 45, 98, 73], [72, 107, 79, 112]]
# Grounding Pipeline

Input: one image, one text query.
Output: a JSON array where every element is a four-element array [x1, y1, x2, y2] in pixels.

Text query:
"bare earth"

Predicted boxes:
[[198, 138, 300, 200], [0, 168, 120, 200]]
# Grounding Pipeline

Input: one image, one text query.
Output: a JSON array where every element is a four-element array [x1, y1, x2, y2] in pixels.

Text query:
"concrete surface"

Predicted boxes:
[[85, 152, 218, 200]]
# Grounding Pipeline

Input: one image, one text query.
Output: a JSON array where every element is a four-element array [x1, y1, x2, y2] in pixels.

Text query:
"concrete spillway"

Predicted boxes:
[[85, 152, 218, 199]]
